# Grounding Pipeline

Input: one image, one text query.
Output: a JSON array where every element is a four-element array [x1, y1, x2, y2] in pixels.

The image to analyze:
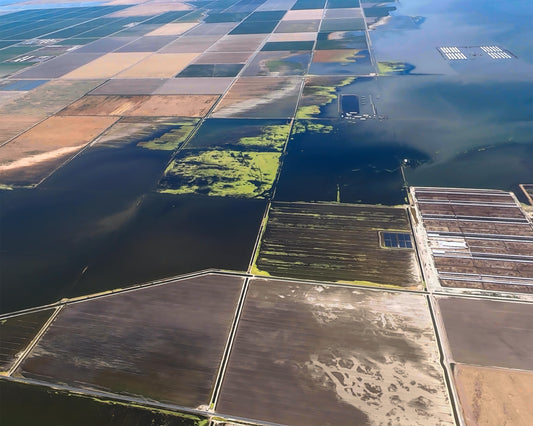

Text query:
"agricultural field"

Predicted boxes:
[[94, 117, 199, 151], [253, 202, 423, 288], [159, 150, 281, 198], [212, 77, 302, 118], [0, 115, 118, 186], [15, 274, 244, 408], [185, 118, 291, 151], [60, 95, 219, 117], [453, 364, 533, 426], [435, 296, 533, 370], [1, 0, 532, 424], [0, 309, 54, 372], [412, 187, 533, 294], [217, 279, 453, 426]]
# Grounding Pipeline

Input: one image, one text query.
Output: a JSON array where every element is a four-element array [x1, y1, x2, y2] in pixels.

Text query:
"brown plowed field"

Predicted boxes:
[[60, 95, 219, 117]]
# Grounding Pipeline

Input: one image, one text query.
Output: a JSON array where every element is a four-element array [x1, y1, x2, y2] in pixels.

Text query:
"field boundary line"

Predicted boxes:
[[209, 277, 250, 410], [7, 305, 63, 376], [427, 295, 463, 426]]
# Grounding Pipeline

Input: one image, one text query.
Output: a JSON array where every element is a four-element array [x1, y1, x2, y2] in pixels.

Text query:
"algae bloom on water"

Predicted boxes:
[[159, 150, 281, 198]]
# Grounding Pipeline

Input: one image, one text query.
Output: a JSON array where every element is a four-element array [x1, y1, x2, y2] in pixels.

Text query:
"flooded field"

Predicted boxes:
[[0, 0, 532, 422], [254, 202, 422, 288], [217, 279, 453, 425], [0, 380, 208, 426], [276, 120, 428, 205], [16, 274, 243, 408], [0, 115, 118, 187]]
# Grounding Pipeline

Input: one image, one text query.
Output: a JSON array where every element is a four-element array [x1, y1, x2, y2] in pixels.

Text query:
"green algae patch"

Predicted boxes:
[[292, 120, 333, 135], [377, 61, 415, 75], [296, 76, 355, 119], [159, 150, 281, 198], [185, 119, 291, 152], [95, 117, 199, 151], [237, 124, 291, 151], [137, 121, 198, 151]]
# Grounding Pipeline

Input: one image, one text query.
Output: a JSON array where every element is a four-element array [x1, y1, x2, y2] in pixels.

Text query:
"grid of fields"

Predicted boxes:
[[1, 0, 532, 425]]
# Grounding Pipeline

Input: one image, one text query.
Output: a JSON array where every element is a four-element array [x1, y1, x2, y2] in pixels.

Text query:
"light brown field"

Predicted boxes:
[[207, 34, 267, 52], [0, 115, 118, 185], [60, 95, 219, 117], [282, 9, 323, 20], [193, 51, 252, 64], [0, 80, 102, 116], [116, 53, 201, 78], [146, 22, 198, 36], [0, 116, 44, 145], [268, 32, 317, 41], [312, 49, 360, 62], [454, 364, 533, 426], [61, 53, 151, 79], [108, 1, 191, 17]]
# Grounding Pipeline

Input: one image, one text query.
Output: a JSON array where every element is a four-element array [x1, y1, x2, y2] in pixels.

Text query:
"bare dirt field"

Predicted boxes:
[[0, 115, 118, 185], [282, 9, 324, 20], [117, 53, 201, 78], [146, 22, 199, 36], [0, 115, 44, 145], [61, 53, 151, 79], [435, 296, 533, 370], [454, 364, 533, 426], [0, 80, 102, 116], [60, 94, 219, 117], [217, 279, 454, 426], [109, 2, 192, 17], [16, 274, 244, 408]]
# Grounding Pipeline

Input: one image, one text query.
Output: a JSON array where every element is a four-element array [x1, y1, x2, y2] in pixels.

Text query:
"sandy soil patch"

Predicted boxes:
[[0, 116, 117, 185], [0, 116, 44, 145], [116, 53, 201, 78], [454, 364, 533, 426], [268, 32, 317, 41], [61, 53, 151, 79], [109, 2, 191, 17], [146, 22, 199, 36], [282, 9, 323, 20], [61, 95, 218, 117]]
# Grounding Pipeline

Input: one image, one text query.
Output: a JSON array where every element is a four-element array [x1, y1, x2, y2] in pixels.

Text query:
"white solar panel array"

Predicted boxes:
[[438, 47, 467, 60], [480, 45, 512, 59]]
